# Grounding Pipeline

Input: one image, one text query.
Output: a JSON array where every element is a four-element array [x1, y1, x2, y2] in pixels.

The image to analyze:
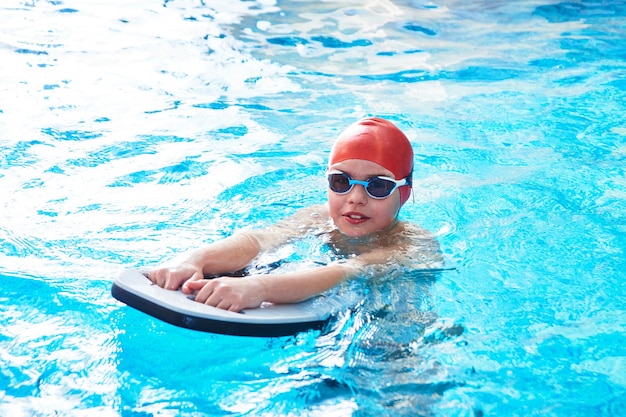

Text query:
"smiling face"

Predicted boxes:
[[327, 159, 402, 238]]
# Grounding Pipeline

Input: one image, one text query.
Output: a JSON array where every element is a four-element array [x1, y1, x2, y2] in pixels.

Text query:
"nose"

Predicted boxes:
[[347, 183, 369, 204]]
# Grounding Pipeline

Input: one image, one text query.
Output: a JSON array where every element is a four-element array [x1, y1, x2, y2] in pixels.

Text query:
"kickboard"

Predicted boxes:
[[111, 269, 333, 337]]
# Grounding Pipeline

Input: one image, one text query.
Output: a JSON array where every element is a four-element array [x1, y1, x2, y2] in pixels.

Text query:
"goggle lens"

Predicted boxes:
[[367, 177, 397, 198], [328, 173, 352, 193]]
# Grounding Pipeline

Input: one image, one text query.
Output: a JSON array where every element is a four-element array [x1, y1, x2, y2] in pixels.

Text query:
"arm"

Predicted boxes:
[[186, 261, 359, 312], [148, 205, 329, 291], [185, 222, 444, 312]]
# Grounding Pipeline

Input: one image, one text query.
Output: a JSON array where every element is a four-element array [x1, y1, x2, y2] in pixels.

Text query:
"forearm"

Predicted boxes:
[[256, 263, 357, 304], [184, 231, 262, 274], [182, 206, 327, 276]]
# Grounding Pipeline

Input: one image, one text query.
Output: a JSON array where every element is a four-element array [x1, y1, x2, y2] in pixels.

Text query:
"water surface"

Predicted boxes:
[[1, 0, 625, 416]]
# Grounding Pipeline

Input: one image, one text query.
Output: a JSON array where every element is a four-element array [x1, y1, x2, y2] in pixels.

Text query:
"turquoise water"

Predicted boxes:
[[1, 0, 626, 415]]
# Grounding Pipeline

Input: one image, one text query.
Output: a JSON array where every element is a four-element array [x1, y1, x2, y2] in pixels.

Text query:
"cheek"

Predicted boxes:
[[374, 195, 401, 222], [327, 192, 342, 218]]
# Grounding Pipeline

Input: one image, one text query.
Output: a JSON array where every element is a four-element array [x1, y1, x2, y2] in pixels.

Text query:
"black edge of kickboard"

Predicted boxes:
[[138, 269, 248, 280], [111, 282, 329, 338]]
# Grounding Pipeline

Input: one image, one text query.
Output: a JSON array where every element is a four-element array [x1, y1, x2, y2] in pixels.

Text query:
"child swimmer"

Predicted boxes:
[[148, 117, 442, 312]]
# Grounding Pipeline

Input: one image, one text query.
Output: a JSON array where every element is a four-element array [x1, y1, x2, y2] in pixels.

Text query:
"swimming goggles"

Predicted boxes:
[[327, 170, 410, 199]]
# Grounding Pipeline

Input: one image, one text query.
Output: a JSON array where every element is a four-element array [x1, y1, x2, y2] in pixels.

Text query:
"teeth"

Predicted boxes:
[[349, 214, 364, 219]]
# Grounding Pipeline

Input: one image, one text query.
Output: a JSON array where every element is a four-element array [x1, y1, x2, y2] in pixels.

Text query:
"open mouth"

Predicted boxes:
[[344, 212, 370, 223]]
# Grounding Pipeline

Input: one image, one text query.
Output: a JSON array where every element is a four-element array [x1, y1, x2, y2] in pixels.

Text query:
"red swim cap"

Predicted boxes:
[[328, 117, 413, 206]]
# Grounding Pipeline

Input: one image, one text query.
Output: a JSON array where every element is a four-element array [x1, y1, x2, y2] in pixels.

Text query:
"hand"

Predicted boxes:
[[148, 263, 203, 291], [184, 277, 265, 313]]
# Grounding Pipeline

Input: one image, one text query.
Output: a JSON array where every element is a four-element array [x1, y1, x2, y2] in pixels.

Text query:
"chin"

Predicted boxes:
[[338, 225, 374, 238], [336, 217, 397, 239]]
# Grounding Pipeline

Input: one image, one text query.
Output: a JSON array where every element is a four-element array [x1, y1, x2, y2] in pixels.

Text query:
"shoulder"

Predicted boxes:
[[369, 221, 434, 246], [395, 222, 444, 268], [396, 222, 438, 243], [352, 221, 443, 269]]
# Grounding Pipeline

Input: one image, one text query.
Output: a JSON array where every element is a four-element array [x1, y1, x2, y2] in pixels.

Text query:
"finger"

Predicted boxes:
[[194, 282, 216, 304], [215, 298, 230, 310], [188, 270, 204, 282], [183, 279, 208, 294], [227, 303, 242, 313], [164, 268, 199, 291], [184, 280, 202, 289], [205, 284, 232, 309], [149, 269, 165, 287], [207, 292, 225, 308], [165, 269, 187, 290], [181, 272, 205, 294]]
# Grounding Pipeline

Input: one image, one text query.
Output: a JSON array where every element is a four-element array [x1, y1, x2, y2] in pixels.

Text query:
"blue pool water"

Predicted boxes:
[[1, 0, 626, 415]]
